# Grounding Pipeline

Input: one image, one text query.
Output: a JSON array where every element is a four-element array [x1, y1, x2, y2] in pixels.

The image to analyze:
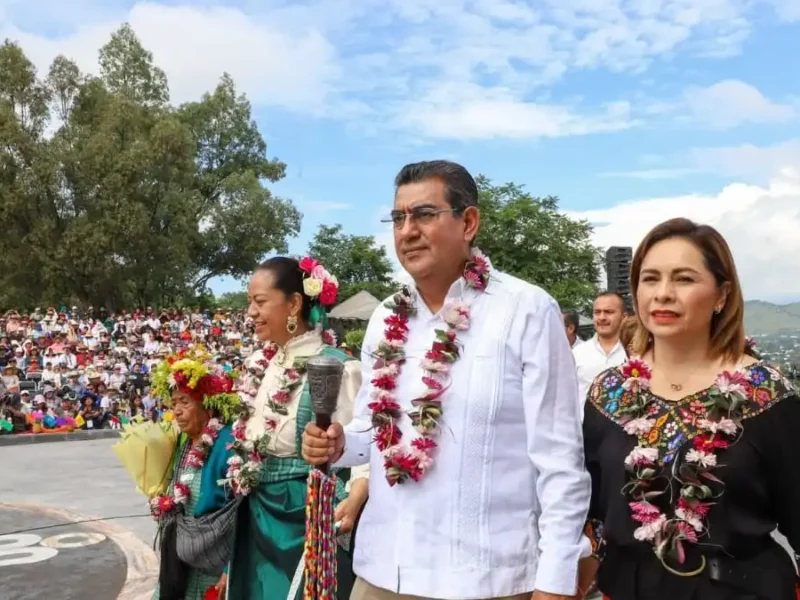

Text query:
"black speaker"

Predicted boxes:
[[606, 246, 633, 313]]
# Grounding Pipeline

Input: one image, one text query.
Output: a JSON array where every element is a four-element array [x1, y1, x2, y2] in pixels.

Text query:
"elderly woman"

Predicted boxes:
[[150, 346, 242, 600], [226, 256, 369, 600], [580, 218, 800, 600]]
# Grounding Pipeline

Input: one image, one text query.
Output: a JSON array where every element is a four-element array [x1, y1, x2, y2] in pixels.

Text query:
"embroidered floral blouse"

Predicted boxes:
[[584, 360, 800, 600]]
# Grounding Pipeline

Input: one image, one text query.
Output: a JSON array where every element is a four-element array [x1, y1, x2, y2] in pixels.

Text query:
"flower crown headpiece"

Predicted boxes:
[[151, 345, 242, 424]]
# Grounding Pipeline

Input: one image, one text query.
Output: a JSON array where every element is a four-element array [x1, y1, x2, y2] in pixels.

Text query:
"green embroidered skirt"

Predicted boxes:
[[227, 474, 355, 600]]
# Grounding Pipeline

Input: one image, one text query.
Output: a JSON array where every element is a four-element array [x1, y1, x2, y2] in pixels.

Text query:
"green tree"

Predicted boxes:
[[475, 176, 601, 311], [179, 73, 299, 290], [0, 25, 299, 309], [217, 291, 248, 311], [308, 224, 396, 303]]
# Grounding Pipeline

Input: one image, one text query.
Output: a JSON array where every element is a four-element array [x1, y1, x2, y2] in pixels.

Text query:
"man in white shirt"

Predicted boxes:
[[572, 291, 627, 405], [303, 160, 590, 600]]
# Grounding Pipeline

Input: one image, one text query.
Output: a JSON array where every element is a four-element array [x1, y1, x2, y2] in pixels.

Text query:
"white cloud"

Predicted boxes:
[[397, 84, 635, 140], [570, 167, 800, 300], [4, 0, 795, 140], [690, 140, 800, 178], [766, 0, 800, 21], [2, 2, 340, 112], [682, 80, 797, 129], [602, 139, 800, 181]]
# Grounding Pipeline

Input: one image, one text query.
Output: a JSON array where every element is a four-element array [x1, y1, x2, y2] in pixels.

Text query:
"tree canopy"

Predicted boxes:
[[308, 224, 396, 303], [475, 177, 601, 311], [0, 24, 299, 310]]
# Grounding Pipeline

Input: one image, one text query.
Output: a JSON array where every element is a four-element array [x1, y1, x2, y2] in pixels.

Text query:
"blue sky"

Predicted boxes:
[[3, 0, 800, 301]]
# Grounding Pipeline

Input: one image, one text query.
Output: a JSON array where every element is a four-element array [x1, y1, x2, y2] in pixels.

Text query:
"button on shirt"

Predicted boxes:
[[572, 335, 627, 405], [335, 271, 591, 599]]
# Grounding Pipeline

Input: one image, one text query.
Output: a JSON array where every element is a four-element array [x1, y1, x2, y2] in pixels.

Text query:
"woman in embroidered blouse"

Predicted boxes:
[[226, 256, 369, 600], [580, 218, 800, 600]]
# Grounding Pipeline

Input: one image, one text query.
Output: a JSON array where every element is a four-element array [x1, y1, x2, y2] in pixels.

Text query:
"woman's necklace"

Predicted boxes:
[[652, 356, 723, 397]]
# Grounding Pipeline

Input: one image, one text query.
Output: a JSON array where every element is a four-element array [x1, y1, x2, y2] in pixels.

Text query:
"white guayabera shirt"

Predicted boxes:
[[335, 270, 591, 599]]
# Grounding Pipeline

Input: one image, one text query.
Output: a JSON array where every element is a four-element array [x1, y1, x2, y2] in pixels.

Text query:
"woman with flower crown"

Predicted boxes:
[[225, 256, 369, 600], [149, 345, 242, 600], [579, 218, 800, 600]]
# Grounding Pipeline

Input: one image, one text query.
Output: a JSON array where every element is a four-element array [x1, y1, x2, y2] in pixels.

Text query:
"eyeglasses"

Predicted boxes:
[[381, 206, 459, 228]]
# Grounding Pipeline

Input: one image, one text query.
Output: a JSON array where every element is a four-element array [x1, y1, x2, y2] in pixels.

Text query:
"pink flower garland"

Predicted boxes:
[[618, 359, 749, 568], [149, 418, 222, 519], [226, 332, 336, 496], [370, 249, 490, 485]]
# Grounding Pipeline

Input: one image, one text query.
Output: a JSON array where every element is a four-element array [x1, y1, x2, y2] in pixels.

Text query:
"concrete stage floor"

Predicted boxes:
[[0, 438, 157, 600]]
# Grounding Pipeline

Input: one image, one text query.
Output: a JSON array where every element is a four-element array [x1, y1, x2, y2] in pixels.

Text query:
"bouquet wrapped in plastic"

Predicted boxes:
[[112, 420, 179, 498]]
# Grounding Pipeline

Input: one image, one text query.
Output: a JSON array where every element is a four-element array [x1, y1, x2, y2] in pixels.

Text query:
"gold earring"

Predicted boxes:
[[286, 315, 298, 334]]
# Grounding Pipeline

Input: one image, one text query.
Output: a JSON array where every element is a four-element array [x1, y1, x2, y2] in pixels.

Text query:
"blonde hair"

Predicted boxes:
[[619, 316, 639, 352]]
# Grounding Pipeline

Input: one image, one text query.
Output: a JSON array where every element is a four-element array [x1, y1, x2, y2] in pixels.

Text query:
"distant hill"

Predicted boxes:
[[744, 301, 800, 335]]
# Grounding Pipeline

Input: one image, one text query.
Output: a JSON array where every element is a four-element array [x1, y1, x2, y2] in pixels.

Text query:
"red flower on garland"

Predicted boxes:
[[375, 423, 402, 451], [372, 374, 397, 391], [368, 398, 402, 417], [384, 452, 422, 485], [263, 343, 279, 362]]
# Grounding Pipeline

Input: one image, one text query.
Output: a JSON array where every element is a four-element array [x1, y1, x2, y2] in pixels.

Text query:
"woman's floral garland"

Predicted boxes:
[[226, 330, 335, 496], [149, 418, 223, 519], [618, 358, 750, 570], [369, 249, 490, 486]]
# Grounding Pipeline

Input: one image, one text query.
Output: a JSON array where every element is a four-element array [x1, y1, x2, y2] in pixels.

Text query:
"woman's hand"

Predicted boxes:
[[214, 572, 227, 597], [576, 556, 599, 598], [334, 477, 368, 534]]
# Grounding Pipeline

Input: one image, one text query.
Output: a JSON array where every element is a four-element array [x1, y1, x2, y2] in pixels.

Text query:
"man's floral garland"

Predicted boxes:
[[150, 418, 222, 519], [226, 329, 336, 496], [369, 249, 490, 486], [618, 358, 750, 571]]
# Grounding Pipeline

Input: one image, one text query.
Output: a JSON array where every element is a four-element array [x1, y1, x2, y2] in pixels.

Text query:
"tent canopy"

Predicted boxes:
[[329, 290, 381, 321]]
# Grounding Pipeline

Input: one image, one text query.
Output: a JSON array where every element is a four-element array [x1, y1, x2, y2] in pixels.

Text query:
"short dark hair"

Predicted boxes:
[[255, 257, 312, 323], [562, 311, 579, 332], [394, 160, 478, 212], [594, 291, 626, 311]]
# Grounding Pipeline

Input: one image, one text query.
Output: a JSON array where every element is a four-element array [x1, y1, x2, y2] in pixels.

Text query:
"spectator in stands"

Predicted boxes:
[[109, 364, 126, 390], [42, 362, 58, 386], [2, 364, 20, 393], [78, 395, 103, 430]]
